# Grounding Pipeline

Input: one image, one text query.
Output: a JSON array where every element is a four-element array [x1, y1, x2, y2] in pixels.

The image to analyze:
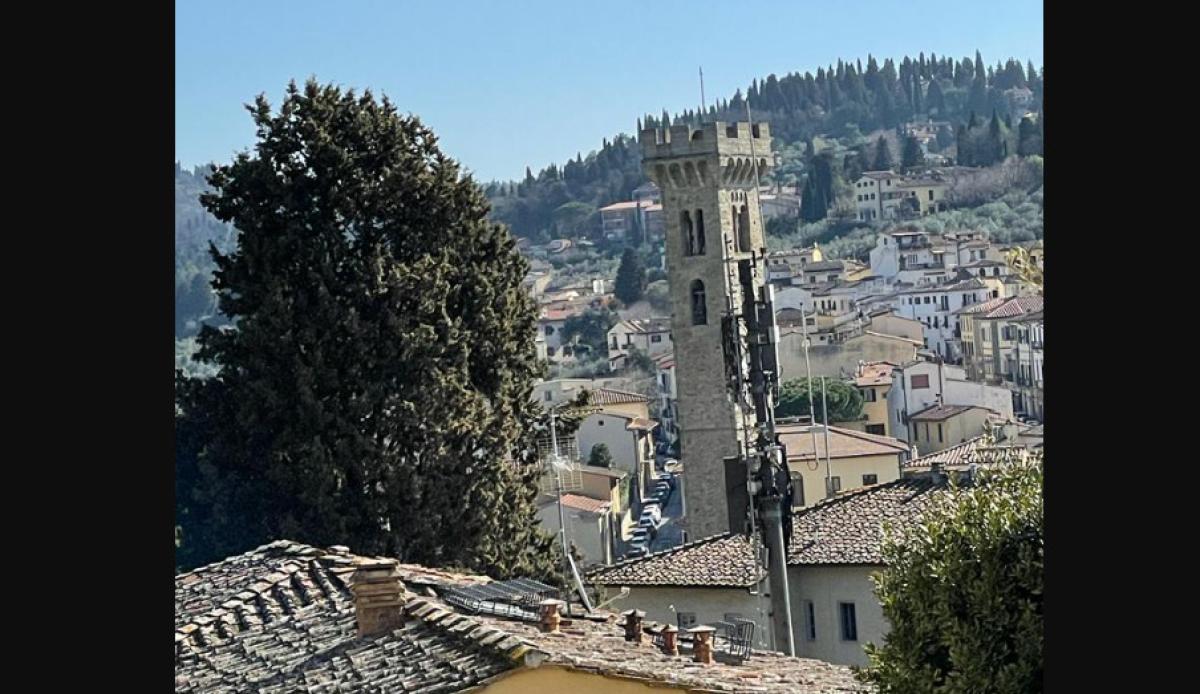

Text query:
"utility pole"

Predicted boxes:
[[821, 377, 834, 498]]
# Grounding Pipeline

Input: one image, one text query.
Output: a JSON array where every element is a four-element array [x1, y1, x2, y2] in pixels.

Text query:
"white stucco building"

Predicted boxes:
[[886, 358, 1014, 444], [888, 277, 989, 361]]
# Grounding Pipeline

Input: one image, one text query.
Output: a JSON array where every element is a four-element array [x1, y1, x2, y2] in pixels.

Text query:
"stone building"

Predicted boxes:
[[640, 120, 774, 540]]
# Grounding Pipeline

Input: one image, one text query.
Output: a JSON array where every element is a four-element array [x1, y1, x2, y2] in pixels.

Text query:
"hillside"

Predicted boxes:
[[484, 50, 1042, 241], [175, 163, 234, 338]]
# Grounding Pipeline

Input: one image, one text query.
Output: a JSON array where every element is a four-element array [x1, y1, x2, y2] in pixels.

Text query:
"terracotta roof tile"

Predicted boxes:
[[777, 423, 910, 462], [589, 387, 653, 405], [557, 494, 611, 514], [177, 541, 869, 693], [587, 534, 763, 588]]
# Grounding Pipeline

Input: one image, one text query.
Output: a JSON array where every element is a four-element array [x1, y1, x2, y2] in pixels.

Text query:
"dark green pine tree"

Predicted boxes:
[[614, 246, 647, 305], [175, 79, 558, 581], [901, 135, 925, 171], [800, 172, 827, 223], [969, 74, 989, 117], [872, 135, 894, 171], [927, 78, 946, 115], [911, 72, 923, 114], [988, 109, 1005, 163], [956, 124, 972, 166]]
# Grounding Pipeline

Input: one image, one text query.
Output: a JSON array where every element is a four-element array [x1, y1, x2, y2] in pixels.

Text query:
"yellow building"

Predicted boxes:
[[907, 404, 995, 455], [777, 422, 910, 506], [854, 361, 897, 436]]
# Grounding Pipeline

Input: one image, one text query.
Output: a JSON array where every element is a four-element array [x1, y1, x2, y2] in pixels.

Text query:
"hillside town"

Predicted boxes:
[[176, 9, 1045, 688]]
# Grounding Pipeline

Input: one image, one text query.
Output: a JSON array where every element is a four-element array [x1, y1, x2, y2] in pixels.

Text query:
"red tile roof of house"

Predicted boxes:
[[777, 423, 910, 462], [557, 493, 611, 514], [980, 295, 1043, 319], [589, 388, 652, 405]]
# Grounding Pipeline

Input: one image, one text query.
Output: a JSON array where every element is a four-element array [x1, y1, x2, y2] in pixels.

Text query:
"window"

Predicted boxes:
[[610, 336, 618, 349], [803, 601, 816, 640], [694, 209, 706, 254], [862, 388, 877, 402], [862, 474, 878, 485], [925, 423, 931, 441], [598, 419, 604, 426], [543, 390, 553, 402], [911, 374, 930, 389], [651, 334, 662, 343], [866, 424, 886, 435], [937, 423, 943, 442], [691, 280, 707, 325], [545, 325, 555, 336], [923, 296, 931, 304], [681, 210, 694, 256], [677, 612, 697, 629], [928, 190, 934, 200], [737, 205, 752, 252], [791, 472, 805, 507], [870, 193, 876, 200], [839, 603, 858, 641], [828, 476, 842, 495]]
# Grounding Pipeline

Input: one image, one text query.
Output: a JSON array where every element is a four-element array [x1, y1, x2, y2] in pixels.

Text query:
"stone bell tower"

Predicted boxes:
[[640, 121, 773, 540]]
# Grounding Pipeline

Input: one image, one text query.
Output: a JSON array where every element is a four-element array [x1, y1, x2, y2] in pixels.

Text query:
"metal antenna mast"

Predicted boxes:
[[699, 66, 708, 116]]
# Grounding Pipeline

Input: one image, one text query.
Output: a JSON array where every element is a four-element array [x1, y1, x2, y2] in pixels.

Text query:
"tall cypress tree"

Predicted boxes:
[[901, 135, 925, 171], [614, 246, 647, 304], [175, 79, 558, 580], [928, 78, 946, 115], [872, 135, 894, 171]]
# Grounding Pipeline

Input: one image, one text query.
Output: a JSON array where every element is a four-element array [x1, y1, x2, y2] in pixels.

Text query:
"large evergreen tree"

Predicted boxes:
[[872, 135, 895, 171], [901, 135, 925, 171], [614, 246, 647, 304], [175, 79, 557, 580]]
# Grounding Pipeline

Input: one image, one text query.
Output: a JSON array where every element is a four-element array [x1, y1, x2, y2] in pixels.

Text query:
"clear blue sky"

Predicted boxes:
[[176, 0, 1042, 182]]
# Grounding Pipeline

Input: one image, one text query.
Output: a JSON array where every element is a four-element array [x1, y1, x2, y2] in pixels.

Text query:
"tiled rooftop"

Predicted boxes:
[[908, 404, 991, 422], [854, 361, 897, 387], [789, 478, 947, 565], [902, 436, 1044, 470], [777, 423, 910, 462], [557, 493, 611, 514], [588, 533, 763, 588], [591, 478, 958, 579], [979, 295, 1043, 319], [177, 540, 869, 693], [589, 387, 653, 405]]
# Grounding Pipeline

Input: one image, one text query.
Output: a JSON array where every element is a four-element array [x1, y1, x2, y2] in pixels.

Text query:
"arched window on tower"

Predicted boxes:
[[737, 204, 751, 252], [694, 209, 705, 255], [730, 204, 739, 249], [681, 210, 694, 256], [690, 280, 707, 325]]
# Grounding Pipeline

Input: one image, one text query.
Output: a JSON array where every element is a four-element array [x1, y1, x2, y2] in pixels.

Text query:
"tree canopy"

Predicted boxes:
[[861, 461, 1044, 693], [775, 378, 864, 422], [614, 246, 647, 304], [175, 79, 557, 581]]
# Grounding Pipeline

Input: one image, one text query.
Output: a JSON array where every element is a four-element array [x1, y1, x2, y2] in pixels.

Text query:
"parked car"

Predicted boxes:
[[625, 546, 647, 559], [631, 528, 649, 543]]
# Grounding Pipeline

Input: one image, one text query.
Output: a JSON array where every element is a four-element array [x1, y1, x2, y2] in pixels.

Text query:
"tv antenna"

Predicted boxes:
[[539, 402, 602, 610]]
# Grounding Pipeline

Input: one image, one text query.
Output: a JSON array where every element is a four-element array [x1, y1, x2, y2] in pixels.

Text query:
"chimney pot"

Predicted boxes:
[[350, 558, 406, 638], [660, 624, 679, 655], [539, 599, 565, 633], [621, 609, 646, 643], [689, 625, 717, 665]]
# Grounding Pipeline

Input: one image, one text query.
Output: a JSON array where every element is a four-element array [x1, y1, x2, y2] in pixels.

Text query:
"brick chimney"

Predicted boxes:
[[689, 625, 716, 665], [621, 609, 646, 643], [538, 599, 565, 633], [350, 558, 406, 638], [659, 623, 679, 656]]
